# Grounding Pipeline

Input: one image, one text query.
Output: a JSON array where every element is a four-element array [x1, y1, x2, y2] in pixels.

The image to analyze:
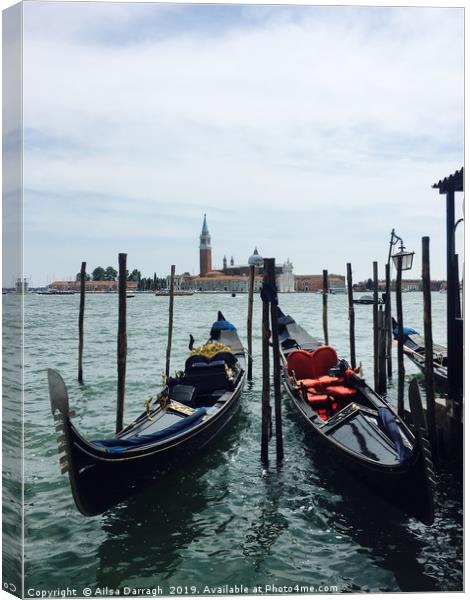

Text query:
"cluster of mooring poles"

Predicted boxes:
[[76, 254, 177, 435], [258, 258, 284, 465]]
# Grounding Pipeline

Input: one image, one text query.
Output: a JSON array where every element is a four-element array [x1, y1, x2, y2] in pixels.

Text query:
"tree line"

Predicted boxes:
[[76, 267, 167, 290]]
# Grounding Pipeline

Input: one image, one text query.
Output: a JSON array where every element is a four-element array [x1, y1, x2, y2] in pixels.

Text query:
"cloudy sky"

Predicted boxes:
[[18, 1, 464, 286]]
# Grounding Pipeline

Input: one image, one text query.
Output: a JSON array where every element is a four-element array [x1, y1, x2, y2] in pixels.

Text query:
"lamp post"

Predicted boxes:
[[384, 230, 414, 378]]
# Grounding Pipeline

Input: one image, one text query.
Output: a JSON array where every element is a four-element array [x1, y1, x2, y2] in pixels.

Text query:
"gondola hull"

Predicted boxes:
[[50, 312, 246, 516], [60, 378, 244, 516], [282, 380, 434, 525]]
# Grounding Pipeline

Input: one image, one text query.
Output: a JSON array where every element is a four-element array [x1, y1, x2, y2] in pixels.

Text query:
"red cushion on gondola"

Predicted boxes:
[[297, 378, 320, 389], [287, 350, 315, 379], [310, 345, 339, 377], [306, 393, 329, 405], [325, 385, 356, 397], [316, 375, 344, 386]]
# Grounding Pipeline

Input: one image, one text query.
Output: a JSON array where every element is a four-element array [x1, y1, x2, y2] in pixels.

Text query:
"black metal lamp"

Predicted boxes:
[[392, 241, 414, 271]]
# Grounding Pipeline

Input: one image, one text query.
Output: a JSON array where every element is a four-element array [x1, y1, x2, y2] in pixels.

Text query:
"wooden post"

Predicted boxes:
[[445, 189, 457, 400], [165, 265, 176, 380], [322, 269, 328, 345], [346, 263, 356, 369], [266, 258, 284, 462], [78, 261, 86, 384], [261, 259, 271, 465], [116, 253, 127, 433], [373, 261, 379, 392], [396, 256, 405, 418], [377, 306, 387, 395], [247, 264, 255, 381], [422, 236, 437, 463], [385, 263, 393, 377]]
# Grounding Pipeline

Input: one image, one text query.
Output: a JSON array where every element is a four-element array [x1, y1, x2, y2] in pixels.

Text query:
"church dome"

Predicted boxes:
[[248, 247, 264, 267]]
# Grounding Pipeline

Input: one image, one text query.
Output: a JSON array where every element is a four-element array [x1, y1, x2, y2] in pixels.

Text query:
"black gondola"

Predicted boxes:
[[48, 311, 246, 516], [392, 318, 447, 386], [276, 307, 435, 525]]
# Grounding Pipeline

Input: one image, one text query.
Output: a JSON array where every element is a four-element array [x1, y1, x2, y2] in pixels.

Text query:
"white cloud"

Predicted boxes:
[[22, 4, 464, 284]]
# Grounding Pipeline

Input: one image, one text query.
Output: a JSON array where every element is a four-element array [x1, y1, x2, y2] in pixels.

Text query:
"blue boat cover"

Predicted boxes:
[[211, 320, 236, 331], [93, 407, 207, 453], [393, 325, 419, 337], [378, 407, 412, 463]]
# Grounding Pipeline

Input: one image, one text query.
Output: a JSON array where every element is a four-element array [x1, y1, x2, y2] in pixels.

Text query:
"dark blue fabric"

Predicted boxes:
[[260, 282, 278, 305], [211, 320, 236, 331], [378, 407, 412, 463], [93, 407, 207, 453]]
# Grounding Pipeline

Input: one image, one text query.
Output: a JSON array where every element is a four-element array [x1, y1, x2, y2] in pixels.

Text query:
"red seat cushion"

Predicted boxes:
[[310, 346, 339, 377], [316, 375, 344, 386], [306, 393, 329, 405], [287, 350, 315, 379], [297, 378, 320, 389], [325, 385, 356, 397]]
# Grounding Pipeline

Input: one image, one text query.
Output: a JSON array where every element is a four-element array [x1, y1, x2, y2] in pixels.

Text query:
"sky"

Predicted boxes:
[[12, 1, 466, 285]]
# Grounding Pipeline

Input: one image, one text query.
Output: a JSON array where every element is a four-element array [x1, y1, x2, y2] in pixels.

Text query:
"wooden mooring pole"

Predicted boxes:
[[261, 259, 271, 465], [247, 264, 255, 381], [395, 256, 405, 418], [422, 236, 438, 462], [322, 269, 329, 345], [346, 263, 356, 369], [385, 263, 393, 378], [78, 261, 86, 384], [165, 265, 176, 380], [116, 253, 127, 433], [373, 261, 379, 392], [377, 306, 387, 395], [266, 258, 284, 462]]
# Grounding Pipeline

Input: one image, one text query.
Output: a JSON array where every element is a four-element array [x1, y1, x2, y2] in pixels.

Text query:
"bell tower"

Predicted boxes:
[[199, 214, 212, 276]]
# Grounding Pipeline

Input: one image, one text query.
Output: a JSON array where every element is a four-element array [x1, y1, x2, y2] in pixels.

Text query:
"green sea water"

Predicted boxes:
[[6, 292, 463, 593]]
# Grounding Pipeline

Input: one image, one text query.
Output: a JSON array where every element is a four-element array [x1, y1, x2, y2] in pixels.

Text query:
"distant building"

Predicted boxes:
[[15, 278, 28, 294], [182, 216, 296, 292], [177, 215, 346, 293], [294, 274, 345, 292]]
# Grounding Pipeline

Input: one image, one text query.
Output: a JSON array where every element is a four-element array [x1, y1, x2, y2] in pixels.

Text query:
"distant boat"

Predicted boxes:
[[155, 290, 194, 297], [353, 295, 383, 305], [126, 293, 135, 298], [231, 292, 236, 297], [439, 283, 447, 294]]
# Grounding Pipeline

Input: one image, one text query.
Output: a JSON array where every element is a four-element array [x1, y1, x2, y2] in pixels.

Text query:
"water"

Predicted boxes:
[[14, 292, 462, 592]]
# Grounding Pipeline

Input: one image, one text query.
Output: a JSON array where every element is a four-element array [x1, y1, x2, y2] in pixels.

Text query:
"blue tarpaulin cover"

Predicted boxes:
[[211, 320, 236, 331], [378, 407, 412, 463], [93, 407, 207, 452]]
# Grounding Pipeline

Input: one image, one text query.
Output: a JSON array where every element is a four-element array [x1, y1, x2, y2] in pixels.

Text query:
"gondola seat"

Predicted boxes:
[[287, 349, 314, 380], [325, 385, 356, 398], [310, 346, 339, 377], [295, 375, 344, 391], [183, 360, 234, 393], [287, 346, 339, 380]]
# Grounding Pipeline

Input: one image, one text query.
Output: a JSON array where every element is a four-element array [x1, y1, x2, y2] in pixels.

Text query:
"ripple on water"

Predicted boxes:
[[17, 293, 462, 592]]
